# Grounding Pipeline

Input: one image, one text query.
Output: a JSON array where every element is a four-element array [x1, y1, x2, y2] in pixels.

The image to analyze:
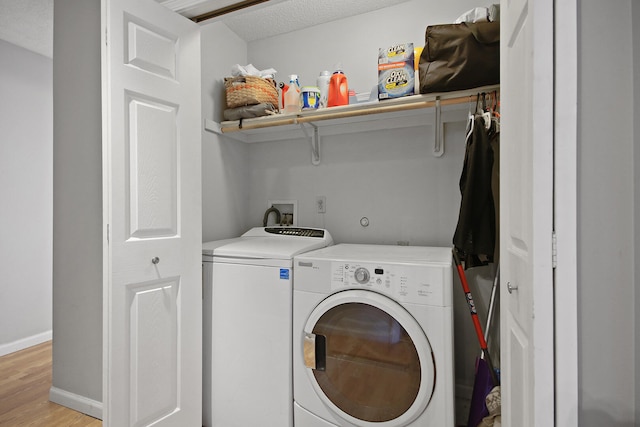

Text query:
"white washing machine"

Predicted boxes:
[[202, 237, 247, 427], [202, 227, 333, 427], [293, 244, 455, 427]]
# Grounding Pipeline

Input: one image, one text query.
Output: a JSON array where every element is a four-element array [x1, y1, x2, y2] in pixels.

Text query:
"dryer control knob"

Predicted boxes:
[[354, 267, 370, 284]]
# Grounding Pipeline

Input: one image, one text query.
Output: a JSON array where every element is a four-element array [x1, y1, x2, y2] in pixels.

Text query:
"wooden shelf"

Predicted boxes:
[[204, 85, 499, 163]]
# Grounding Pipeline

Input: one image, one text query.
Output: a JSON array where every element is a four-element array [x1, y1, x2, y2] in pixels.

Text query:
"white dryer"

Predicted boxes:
[[202, 227, 333, 427], [293, 244, 455, 427]]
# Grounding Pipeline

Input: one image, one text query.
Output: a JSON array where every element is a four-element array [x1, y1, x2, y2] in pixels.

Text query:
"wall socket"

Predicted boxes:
[[316, 196, 326, 213]]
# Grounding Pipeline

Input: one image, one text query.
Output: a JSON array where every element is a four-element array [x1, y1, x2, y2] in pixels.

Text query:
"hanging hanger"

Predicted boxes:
[[491, 90, 500, 119], [491, 91, 500, 133], [474, 92, 482, 115], [480, 92, 491, 130], [465, 94, 478, 142]]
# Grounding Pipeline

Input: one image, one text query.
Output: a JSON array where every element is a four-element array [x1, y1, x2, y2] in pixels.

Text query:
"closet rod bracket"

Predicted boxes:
[[433, 97, 444, 157], [300, 123, 321, 165]]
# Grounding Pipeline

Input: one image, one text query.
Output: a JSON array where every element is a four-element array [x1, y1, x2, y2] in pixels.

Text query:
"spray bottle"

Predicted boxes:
[[283, 74, 301, 114], [278, 81, 289, 111]]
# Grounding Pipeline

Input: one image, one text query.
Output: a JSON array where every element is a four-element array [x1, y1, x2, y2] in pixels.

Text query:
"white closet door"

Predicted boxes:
[[500, 0, 555, 425], [102, 0, 202, 425]]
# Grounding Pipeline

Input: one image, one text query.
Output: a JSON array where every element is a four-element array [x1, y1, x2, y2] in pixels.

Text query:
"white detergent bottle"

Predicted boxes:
[[283, 74, 301, 114], [316, 70, 330, 108]]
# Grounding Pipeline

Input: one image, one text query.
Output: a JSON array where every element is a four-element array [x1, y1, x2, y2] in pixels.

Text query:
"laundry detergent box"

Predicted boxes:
[[377, 42, 415, 100]]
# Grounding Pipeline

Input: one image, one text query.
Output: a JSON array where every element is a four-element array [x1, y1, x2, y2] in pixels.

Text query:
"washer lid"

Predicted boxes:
[[202, 237, 248, 256], [214, 227, 333, 260]]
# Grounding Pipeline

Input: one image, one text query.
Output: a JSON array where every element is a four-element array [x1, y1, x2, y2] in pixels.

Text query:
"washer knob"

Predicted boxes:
[[354, 267, 370, 284]]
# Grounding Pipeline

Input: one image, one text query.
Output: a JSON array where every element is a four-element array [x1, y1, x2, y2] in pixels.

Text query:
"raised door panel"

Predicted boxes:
[[128, 279, 179, 426], [126, 94, 178, 239]]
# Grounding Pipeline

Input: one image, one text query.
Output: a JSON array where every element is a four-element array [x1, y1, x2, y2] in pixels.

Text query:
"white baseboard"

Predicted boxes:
[[49, 387, 103, 420], [0, 330, 52, 357]]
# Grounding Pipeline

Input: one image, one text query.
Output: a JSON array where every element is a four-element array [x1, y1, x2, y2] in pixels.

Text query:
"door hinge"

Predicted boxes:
[[552, 230, 557, 269]]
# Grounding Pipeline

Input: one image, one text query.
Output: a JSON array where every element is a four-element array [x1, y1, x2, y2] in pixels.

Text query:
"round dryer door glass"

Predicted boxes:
[[306, 291, 435, 425]]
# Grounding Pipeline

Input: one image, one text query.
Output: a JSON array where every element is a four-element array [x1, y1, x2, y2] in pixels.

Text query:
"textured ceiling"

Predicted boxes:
[[0, 0, 53, 58], [0, 0, 410, 58], [219, 0, 411, 42]]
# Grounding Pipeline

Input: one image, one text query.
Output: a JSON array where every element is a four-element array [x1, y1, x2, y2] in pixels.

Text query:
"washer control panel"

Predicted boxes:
[[330, 261, 446, 305]]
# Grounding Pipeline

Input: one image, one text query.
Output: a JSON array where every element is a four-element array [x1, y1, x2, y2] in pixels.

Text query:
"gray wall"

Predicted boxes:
[[51, 0, 102, 405], [578, 0, 637, 425], [0, 39, 53, 355], [243, 0, 480, 244], [201, 22, 251, 242]]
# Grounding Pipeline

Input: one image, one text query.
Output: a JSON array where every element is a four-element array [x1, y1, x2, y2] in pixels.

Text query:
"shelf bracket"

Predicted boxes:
[[205, 119, 223, 134], [300, 123, 321, 165], [433, 97, 445, 157]]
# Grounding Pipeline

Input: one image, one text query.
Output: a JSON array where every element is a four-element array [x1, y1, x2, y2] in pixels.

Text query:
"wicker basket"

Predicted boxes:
[[224, 76, 279, 109]]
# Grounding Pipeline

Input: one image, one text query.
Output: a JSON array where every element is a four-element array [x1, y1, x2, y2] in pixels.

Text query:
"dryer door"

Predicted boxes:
[[303, 290, 435, 427]]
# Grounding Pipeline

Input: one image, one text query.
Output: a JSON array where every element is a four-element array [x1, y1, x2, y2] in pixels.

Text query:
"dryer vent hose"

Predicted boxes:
[[263, 206, 281, 226]]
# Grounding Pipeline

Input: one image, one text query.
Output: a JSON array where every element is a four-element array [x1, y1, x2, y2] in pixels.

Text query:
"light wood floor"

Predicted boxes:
[[0, 341, 102, 426]]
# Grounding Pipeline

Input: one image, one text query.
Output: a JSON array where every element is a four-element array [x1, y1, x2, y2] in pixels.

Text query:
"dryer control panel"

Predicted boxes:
[[330, 261, 448, 306]]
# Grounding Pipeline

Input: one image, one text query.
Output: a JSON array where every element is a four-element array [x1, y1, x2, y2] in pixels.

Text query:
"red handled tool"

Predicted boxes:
[[452, 249, 498, 387]]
